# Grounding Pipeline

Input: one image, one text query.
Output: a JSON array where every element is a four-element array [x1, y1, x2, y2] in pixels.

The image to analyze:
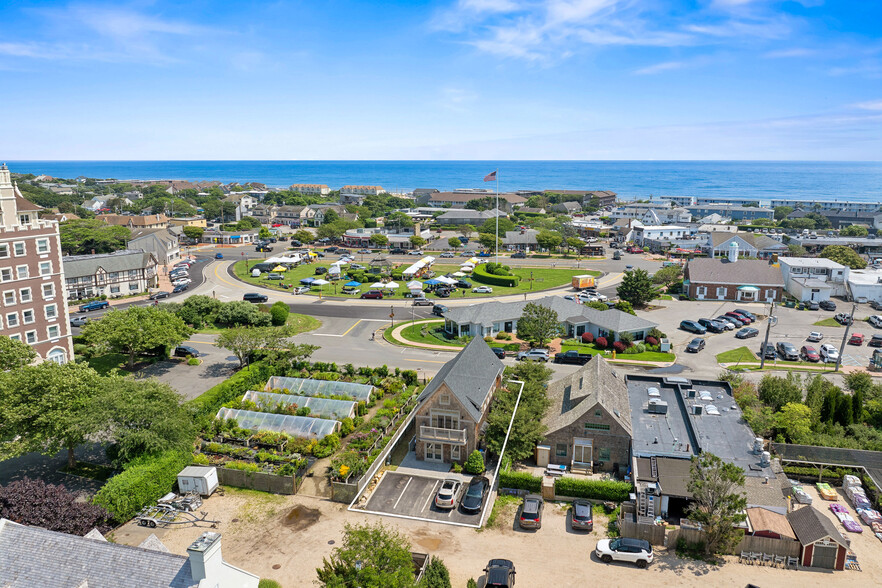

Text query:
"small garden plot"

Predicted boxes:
[[241, 390, 358, 421], [264, 375, 374, 402], [195, 421, 314, 477]]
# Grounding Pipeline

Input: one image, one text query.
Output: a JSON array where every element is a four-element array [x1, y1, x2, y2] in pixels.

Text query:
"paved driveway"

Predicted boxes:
[[136, 334, 236, 400], [363, 471, 487, 526]]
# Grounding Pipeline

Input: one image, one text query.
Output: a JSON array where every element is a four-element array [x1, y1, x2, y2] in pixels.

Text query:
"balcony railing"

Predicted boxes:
[[419, 426, 467, 445]]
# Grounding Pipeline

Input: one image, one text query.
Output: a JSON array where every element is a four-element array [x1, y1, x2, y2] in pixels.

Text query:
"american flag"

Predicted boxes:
[[483, 171, 497, 182]]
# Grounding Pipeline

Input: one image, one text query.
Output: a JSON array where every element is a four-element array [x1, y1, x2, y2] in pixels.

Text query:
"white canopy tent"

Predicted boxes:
[[384, 281, 400, 289], [406, 280, 423, 290]]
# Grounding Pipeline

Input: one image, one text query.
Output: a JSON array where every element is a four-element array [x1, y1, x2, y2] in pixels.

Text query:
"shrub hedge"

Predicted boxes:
[[554, 477, 632, 501], [472, 264, 520, 287], [498, 470, 542, 492], [92, 450, 192, 522]]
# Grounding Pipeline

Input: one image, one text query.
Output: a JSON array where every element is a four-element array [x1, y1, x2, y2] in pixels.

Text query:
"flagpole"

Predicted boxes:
[[495, 168, 499, 264]]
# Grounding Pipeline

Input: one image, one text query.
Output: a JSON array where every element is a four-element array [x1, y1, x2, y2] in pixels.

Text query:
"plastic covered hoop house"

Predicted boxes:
[[241, 390, 357, 421], [264, 376, 374, 402], [216, 407, 340, 438]]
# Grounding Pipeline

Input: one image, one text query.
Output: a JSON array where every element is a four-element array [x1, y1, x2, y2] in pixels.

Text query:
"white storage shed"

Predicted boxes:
[[177, 465, 219, 497]]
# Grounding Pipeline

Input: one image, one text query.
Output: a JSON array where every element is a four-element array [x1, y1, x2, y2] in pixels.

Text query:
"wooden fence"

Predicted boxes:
[[617, 518, 667, 545], [668, 527, 800, 558]]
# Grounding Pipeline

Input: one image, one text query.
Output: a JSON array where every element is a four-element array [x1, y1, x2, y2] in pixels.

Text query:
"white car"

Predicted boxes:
[[517, 349, 549, 362], [292, 286, 310, 294], [440, 251, 455, 258], [434, 478, 462, 509], [593, 293, 609, 302], [807, 331, 824, 342], [820, 343, 839, 363], [870, 315, 882, 328], [172, 278, 192, 286], [595, 538, 654, 568], [472, 286, 493, 293]]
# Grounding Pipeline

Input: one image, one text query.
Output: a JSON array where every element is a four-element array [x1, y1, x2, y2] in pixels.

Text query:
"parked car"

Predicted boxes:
[[243, 292, 268, 303], [70, 316, 90, 327], [517, 349, 550, 362], [472, 286, 493, 293], [434, 478, 462, 510], [735, 327, 759, 339], [315, 266, 328, 275], [409, 297, 432, 307], [360, 290, 384, 299], [455, 280, 472, 289], [803, 300, 820, 311], [434, 288, 451, 298], [680, 320, 707, 334], [172, 278, 192, 286], [800, 346, 820, 362], [719, 314, 744, 327], [869, 315, 882, 328], [357, 248, 372, 254], [820, 343, 839, 363], [570, 499, 594, 531], [389, 248, 407, 255], [685, 338, 706, 353], [460, 476, 490, 513], [519, 494, 544, 530], [459, 250, 472, 257], [734, 309, 757, 321], [595, 537, 654, 568], [511, 251, 527, 259], [491, 347, 506, 359], [835, 313, 853, 325], [819, 300, 837, 311], [777, 342, 799, 360], [483, 559, 516, 588], [148, 291, 170, 300], [807, 331, 824, 342], [714, 316, 738, 330], [849, 333, 865, 345], [554, 350, 591, 365], [407, 250, 423, 256], [173, 345, 200, 358], [761, 343, 777, 359], [477, 251, 492, 257], [215, 253, 223, 259], [440, 251, 455, 258], [266, 273, 284, 280], [697, 318, 726, 333], [870, 334, 882, 347], [432, 304, 448, 316], [172, 283, 189, 293], [79, 300, 109, 312], [726, 311, 750, 324], [292, 286, 310, 294]]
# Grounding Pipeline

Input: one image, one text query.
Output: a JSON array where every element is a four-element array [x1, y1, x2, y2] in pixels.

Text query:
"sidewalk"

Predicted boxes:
[[385, 320, 460, 351]]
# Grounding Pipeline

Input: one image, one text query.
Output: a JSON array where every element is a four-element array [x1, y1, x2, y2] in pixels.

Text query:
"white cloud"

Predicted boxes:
[[764, 47, 815, 58], [634, 60, 688, 75], [853, 100, 882, 111]]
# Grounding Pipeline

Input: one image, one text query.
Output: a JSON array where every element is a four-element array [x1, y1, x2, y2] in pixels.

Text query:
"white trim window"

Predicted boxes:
[[16, 265, 29, 279], [696, 286, 707, 299], [0, 244, 8, 258], [8, 333, 20, 342], [22, 309, 35, 324], [25, 330, 37, 344], [765, 289, 777, 301], [47, 347, 67, 364], [13, 242, 25, 256], [0, 268, 11, 282], [19, 288, 31, 303], [47, 324, 60, 339], [36, 238, 50, 254], [39, 261, 52, 276], [716, 286, 727, 299], [5, 312, 17, 328], [3, 290, 15, 305], [45, 303, 57, 320], [42, 283, 54, 299]]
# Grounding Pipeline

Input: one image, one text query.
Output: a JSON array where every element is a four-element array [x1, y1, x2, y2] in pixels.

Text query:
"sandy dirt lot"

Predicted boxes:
[[111, 486, 878, 587]]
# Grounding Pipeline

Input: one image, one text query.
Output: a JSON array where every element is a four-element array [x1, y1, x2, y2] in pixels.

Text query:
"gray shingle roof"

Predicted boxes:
[[445, 296, 657, 335], [786, 506, 848, 548], [0, 518, 197, 587], [417, 336, 504, 422], [62, 249, 157, 279], [709, 232, 784, 251], [685, 258, 784, 287], [543, 356, 632, 435], [503, 229, 538, 245]]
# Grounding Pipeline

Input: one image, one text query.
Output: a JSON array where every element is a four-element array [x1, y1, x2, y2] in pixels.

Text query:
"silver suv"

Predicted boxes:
[[516, 349, 549, 362]]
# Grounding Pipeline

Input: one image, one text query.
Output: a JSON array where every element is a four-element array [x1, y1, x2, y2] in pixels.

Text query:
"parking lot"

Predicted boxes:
[[362, 471, 486, 526]]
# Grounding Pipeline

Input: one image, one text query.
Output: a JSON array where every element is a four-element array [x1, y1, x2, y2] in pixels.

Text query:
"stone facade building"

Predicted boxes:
[[0, 164, 73, 363], [413, 337, 504, 465], [540, 357, 632, 474]]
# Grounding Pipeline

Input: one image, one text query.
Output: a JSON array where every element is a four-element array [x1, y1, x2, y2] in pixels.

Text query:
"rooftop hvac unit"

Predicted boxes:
[[685, 388, 696, 398], [760, 451, 771, 467], [692, 405, 703, 415], [754, 437, 764, 454], [647, 399, 668, 414]]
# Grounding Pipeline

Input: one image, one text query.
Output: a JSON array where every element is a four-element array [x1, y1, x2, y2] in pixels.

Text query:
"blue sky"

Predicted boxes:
[[1, 0, 880, 160]]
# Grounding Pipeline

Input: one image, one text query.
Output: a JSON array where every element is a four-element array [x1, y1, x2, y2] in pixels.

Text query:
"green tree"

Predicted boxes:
[[258, 226, 272, 240], [616, 268, 660, 308], [215, 326, 293, 368], [0, 362, 103, 468], [369, 233, 389, 247], [780, 217, 815, 230], [59, 219, 131, 255], [386, 211, 414, 230], [317, 219, 359, 240], [86, 378, 194, 465], [516, 303, 562, 347], [477, 232, 501, 250], [323, 209, 340, 224], [820, 245, 867, 269], [316, 522, 418, 588], [787, 243, 808, 257], [535, 230, 563, 252], [480, 217, 515, 235], [686, 453, 747, 556], [0, 335, 36, 370], [466, 580, 478, 588], [81, 307, 192, 368], [483, 362, 553, 460], [270, 301, 289, 326], [216, 301, 272, 327], [774, 402, 813, 443], [586, 301, 608, 311], [566, 237, 585, 253], [463, 450, 485, 474], [652, 264, 683, 287], [409, 235, 427, 249], [773, 206, 794, 221], [841, 224, 869, 237], [614, 300, 636, 315], [182, 226, 204, 240], [458, 224, 476, 240], [263, 342, 320, 371], [294, 229, 315, 243], [758, 373, 803, 411], [176, 295, 223, 328], [422, 557, 451, 588], [447, 237, 461, 249]]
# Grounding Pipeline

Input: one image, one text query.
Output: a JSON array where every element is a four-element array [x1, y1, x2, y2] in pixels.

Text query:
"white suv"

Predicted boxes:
[[870, 315, 882, 328], [595, 538, 654, 568], [820, 343, 839, 363], [517, 349, 549, 362]]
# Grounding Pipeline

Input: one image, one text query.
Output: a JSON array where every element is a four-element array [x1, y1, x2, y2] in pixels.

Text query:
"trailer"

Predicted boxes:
[[157, 491, 203, 512], [177, 465, 219, 497], [136, 505, 219, 529]]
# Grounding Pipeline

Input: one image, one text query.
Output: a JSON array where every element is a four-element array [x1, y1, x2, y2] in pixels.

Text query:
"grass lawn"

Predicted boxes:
[[814, 318, 844, 327], [195, 312, 321, 335], [233, 259, 599, 300], [391, 319, 515, 350], [715, 346, 758, 363], [560, 342, 675, 362], [86, 353, 130, 376]]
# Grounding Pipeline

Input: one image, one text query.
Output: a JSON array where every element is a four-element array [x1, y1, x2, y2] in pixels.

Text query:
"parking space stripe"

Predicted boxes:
[[403, 358, 448, 364], [422, 480, 440, 513], [393, 477, 412, 510]]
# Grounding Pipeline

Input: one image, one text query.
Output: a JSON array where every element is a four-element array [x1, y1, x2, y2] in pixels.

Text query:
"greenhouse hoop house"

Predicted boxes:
[[264, 376, 374, 402], [241, 390, 357, 421], [217, 407, 340, 439]]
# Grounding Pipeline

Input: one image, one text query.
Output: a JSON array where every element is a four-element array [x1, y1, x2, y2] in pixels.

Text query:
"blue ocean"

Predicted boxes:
[[7, 160, 882, 202]]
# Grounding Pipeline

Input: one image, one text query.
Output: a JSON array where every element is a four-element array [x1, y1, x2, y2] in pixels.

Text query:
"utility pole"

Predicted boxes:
[[835, 301, 857, 372], [759, 302, 777, 369]]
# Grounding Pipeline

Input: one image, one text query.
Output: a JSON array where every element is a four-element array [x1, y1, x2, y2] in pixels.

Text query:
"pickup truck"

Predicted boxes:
[[79, 300, 109, 312], [554, 350, 592, 365]]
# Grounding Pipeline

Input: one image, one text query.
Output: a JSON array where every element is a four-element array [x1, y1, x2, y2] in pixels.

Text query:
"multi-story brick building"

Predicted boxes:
[[0, 164, 73, 364]]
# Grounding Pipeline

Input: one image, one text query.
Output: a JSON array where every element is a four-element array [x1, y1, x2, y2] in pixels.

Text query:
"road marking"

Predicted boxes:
[[313, 333, 344, 337], [213, 262, 240, 289], [393, 477, 412, 510], [403, 358, 448, 364], [341, 319, 363, 336], [422, 480, 439, 513]]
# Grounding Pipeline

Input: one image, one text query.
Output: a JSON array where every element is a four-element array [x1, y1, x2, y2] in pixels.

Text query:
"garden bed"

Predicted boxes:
[[560, 339, 675, 363]]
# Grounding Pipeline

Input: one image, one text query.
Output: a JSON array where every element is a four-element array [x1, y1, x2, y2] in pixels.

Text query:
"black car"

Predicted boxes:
[[491, 347, 506, 359], [389, 248, 407, 255], [511, 251, 526, 259], [172, 283, 189, 293], [819, 300, 837, 311], [736, 327, 759, 339], [761, 343, 777, 359], [432, 304, 448, 316], [870, 335, 882, 348], [148, 291, 170, 300], [685, 338, 706, 353], [697, 318, 725, 333], [434, 288, 452, 298], [483, 559, 516, 588], [571, 498, 594, 531], [455, 280, 472, 289], [776, 341, 799, 360], [803, 300, 820, 310], [871, 300, 882, 311], [460, 475, 489, 513], [243, 292, 268, 303], [315, 266, 328, 275], [173, 345, 200, 358]]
